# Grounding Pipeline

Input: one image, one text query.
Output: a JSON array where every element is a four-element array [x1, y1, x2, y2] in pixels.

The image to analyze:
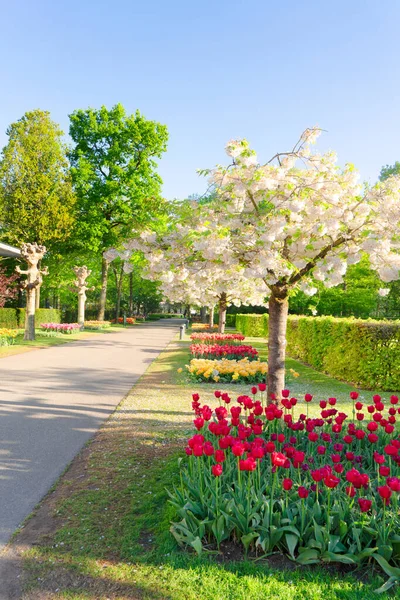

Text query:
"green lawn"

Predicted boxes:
[[0, 326, 120, 359], [20, 331, 399, 599]]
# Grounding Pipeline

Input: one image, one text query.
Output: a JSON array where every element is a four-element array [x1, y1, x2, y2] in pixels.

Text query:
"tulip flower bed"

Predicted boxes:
[[169, 387, 400, 592], [111, 317, 136, 325], [190, 343, 259, 361], [191, 324, 219, 331], [40, 322, 81, 334], [190, 333, 245, 344], [0, 327, 18, 346], [83, 320, 111, 330], [186, 358, 268, 383]]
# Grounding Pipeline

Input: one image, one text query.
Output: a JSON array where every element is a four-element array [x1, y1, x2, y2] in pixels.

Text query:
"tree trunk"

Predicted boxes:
[[200, 306, 207, 323], [267, 289, 289, 401], [77, 291, 85, 326], [129, 272, 133, 316], [209, 306, 214, 328], [35, 283, 41, 309], [98, 257, 109, 321], [24, 287, 36, 341], [114, 265, 124, 323], [218, 293, 227, 334]]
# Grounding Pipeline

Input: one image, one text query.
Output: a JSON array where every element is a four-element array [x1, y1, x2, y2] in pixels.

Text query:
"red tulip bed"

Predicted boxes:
[[169, 386, 400, 592], [190, 343, 259, 360], [190, 333, 245, 344]]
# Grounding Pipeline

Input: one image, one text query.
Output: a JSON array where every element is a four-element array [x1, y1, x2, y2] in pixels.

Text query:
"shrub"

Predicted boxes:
[[186, 358, 268, 383], [235, 314, 400, 390], [190, 344, 259, 360], [236, 314, 268, 337], [225, 314, 236, 328], [169, 387, 400, 592], [34, 308, 61, 326], [0, 308, 19, 328]]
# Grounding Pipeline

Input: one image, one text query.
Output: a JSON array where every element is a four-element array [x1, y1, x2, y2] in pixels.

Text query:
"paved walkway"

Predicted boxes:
[[0, 320, 181, 550]]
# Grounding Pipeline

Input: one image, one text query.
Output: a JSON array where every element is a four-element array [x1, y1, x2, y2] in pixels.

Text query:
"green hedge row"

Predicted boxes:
[[235, 313, 269, 337], [235, 313, 400, 391], [0, 308, 61, 328]]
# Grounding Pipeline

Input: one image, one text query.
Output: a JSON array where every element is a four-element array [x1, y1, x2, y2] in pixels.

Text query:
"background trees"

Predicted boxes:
[[68, 104, 168, 320], [0, 109, 76, 307], [0, 110, 76, 249]]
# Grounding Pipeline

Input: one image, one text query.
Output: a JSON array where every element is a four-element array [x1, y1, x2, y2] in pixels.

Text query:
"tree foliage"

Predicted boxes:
[[68, 103, 168, 253], [0, 110, 76, 248], [380, 161, 400, 181]]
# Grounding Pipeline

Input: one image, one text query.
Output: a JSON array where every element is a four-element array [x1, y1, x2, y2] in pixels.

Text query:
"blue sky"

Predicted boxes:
[[1, 0, 399, 199]]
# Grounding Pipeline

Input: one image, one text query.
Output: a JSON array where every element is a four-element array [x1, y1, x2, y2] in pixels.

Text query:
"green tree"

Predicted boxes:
[[68, 103, 168, 320], [0, 110, 75, 247], [0, 110, 76, 307], [380, 162, 400, 181]]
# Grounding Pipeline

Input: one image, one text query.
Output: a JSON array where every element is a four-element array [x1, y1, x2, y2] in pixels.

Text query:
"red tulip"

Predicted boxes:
[[212, 464, 223, 477], [215, 450, 226, 463], [283, 478, 293, 491], [298, 486, 309, 499], [358, 498, 372, 512], [350, 391, 359, 400], [271, 451, 287, 467], [305, 393, 313, 403], [232, 443, 245, 457], [346, 485, 356, 497], [324, 474, 340, 488], [377, 485, 392, 504]]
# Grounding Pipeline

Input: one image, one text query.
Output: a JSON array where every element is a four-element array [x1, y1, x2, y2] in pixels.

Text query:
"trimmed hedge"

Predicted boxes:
[[0, 308, 19, 328], [225, 314, 236, 328], [236, 313, 268, 337], [0, 308, 61, 328], [235, 313, 400, 391]]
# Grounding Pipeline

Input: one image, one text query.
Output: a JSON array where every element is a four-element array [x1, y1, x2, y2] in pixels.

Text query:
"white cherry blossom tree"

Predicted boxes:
[[197, 127, 400, 397], [127, 231, 268, 333]]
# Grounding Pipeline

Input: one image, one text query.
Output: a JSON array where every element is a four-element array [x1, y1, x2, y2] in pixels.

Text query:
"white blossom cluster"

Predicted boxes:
[[126, 127, 400, 304]]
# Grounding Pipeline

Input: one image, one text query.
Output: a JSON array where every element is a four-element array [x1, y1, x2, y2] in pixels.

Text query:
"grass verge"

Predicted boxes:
[[0, 326, 122, 359], [17, 332, 398, 599]]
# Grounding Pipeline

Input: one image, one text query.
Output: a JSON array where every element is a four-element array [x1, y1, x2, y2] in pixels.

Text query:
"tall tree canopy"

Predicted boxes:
[[68, 103, 168, 319], [380, 162, 400, 181], [0, 110, 76, 248]]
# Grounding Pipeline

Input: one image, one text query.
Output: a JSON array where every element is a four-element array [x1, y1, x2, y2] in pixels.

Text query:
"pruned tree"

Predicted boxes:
[[16, 243, 48, 340], [73, 266, 95, 326]]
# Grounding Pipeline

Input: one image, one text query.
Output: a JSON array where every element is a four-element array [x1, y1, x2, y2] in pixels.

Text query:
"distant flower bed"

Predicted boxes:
[[0, 328, 18, 346], [190, 343, 259, 360], [40, 323, 80, 334], [191, 324, 219, 331], [83, 320, 111, 330], [190, 333, 245, 344], [187, 358, 267, 383], [111, 317, 136, 325]]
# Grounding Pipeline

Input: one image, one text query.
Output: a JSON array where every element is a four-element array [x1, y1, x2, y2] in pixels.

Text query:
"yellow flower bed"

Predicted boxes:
[[0, 328, 18, 346], [186, 357, 267, 383], [0, 328, 18, 339]]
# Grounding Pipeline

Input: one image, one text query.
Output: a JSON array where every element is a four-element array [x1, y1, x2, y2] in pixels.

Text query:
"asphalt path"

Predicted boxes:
[[0, 320, 180, 550]]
